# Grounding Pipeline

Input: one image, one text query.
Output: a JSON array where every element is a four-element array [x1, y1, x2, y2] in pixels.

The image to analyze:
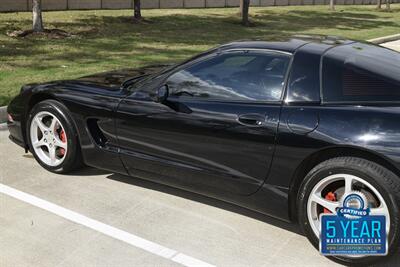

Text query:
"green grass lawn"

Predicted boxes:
[[0, 5, 399, 106]]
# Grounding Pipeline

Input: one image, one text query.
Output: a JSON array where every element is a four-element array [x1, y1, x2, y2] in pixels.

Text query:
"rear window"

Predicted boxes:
[[322, 43, 400, 103]]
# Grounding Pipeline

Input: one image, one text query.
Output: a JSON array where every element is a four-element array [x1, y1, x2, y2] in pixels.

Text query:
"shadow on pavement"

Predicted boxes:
[[67, 167, 400, 266], [67, 166, 111, 176], [106, 172, 302, 235], [105, 172, 400, 267]]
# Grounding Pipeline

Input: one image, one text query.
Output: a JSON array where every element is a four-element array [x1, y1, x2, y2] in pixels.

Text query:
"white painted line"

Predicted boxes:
[[172, 253, 215, 267], [0, 183, 215, 267]]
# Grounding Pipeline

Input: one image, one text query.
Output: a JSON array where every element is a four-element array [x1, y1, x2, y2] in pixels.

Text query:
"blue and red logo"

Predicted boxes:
[[320, 192, 387, 256]]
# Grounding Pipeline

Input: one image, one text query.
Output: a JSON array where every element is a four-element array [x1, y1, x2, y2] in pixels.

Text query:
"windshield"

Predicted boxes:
[[127, 46, 221, 91]]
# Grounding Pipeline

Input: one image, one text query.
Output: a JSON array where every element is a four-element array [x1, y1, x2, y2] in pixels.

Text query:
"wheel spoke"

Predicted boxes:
[[49, 146, 57, 165], [344, 175, 353, 195], [370, 204, 391, 233], [54, 138, 67, 149], [33, 138, 46, 148], [311, 193, 339, 214], [369, 206, 387, 216], [49, 116, 58, 133], [35, 117, 48, 133]]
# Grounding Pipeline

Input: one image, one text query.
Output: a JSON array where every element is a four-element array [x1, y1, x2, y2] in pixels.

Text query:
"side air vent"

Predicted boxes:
[[87, 118, 108, 147]]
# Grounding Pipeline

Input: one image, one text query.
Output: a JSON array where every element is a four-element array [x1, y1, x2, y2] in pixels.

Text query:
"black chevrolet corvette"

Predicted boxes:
[[7, 35, 400, 265]]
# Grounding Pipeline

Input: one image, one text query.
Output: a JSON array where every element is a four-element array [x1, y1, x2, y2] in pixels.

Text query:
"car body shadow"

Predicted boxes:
[[67, 166, 111, 176], [107, 172, 400, 267], [106, 172, 302, 235], [68, 167, 400, 266]]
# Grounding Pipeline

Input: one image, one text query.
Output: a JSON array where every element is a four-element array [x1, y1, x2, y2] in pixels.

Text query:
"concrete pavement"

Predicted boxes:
[[0, 129, 339, 267], [1, 126, 400, 266]]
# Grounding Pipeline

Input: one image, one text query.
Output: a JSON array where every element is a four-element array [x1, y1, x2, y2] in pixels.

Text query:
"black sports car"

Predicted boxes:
[[7, 35, 400, 265]]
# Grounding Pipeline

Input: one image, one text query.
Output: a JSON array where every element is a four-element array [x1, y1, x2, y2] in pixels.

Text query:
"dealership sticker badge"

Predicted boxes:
[[320, 191, 387, 256]]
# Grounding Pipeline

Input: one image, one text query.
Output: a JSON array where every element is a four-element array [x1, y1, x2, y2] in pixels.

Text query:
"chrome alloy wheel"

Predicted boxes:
[[307, 173, 391, 240], [30, 111, 68, 167]]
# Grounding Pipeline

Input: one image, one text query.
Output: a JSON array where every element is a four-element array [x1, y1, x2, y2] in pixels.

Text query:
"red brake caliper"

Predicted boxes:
[[59, 130, 66, 156], [324, 192, 336, 214]]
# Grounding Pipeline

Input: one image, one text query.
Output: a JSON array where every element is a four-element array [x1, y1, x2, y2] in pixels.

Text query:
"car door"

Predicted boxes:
[[116, 50, 291, 195]]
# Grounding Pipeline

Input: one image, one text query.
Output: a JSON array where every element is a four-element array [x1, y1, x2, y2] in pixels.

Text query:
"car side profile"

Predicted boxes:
[[7, 35, 400, 265]]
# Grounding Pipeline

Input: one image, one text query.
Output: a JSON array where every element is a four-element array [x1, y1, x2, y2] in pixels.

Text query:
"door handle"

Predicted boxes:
[[237, 114, 266, 127]]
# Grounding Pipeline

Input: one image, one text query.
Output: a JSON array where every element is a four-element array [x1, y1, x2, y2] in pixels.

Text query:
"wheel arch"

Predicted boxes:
[[21, 93, 61, 150], [288, 145, 400, 222]]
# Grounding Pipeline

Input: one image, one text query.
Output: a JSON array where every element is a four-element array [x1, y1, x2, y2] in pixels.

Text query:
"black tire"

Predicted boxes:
[[26, 99, 84, 173], [298, 157, 400, 266]]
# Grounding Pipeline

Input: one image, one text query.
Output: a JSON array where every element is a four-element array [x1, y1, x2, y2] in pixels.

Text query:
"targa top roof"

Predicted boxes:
[[218, 34, 354, 54]]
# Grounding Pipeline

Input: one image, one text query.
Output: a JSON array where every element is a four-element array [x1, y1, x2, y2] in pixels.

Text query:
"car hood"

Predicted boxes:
[[19, 64, 173, 99], [75, 64, 172, 90]]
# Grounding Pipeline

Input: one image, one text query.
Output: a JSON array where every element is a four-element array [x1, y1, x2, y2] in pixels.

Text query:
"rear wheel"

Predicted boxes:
[[27, 100, 83, 173], [298, 157, 400, 265]]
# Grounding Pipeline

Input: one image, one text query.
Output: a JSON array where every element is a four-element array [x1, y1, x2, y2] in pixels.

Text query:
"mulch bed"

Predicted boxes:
[[7, 29, 71, 39]]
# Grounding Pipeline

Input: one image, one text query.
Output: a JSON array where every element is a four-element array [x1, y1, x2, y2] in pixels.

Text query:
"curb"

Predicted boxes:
[[0, 106, 7, 124], [368, 33, 400, 44]]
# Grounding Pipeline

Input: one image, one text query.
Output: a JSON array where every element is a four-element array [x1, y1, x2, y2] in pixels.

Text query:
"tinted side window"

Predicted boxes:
[[166, 51, 291, 102], [322, 43, 400, 102]]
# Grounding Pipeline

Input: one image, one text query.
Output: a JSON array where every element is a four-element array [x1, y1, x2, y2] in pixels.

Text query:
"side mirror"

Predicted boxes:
[[156, 85, 169, 103]]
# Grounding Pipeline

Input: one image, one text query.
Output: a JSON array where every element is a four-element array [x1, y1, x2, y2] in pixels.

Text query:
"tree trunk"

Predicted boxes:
[[329, 0, 335, 10], [134, 0, 142, 20], [377, 0, 382, 9], [32, 0, 44, 32], [239, 0, 244, 16], [242, 0, 250, 26], [386, 0, 390, 10]]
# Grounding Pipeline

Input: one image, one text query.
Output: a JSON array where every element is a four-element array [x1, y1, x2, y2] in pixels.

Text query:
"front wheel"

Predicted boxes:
[[27, 100, 83, 173], [298, 157, 400, 265]]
